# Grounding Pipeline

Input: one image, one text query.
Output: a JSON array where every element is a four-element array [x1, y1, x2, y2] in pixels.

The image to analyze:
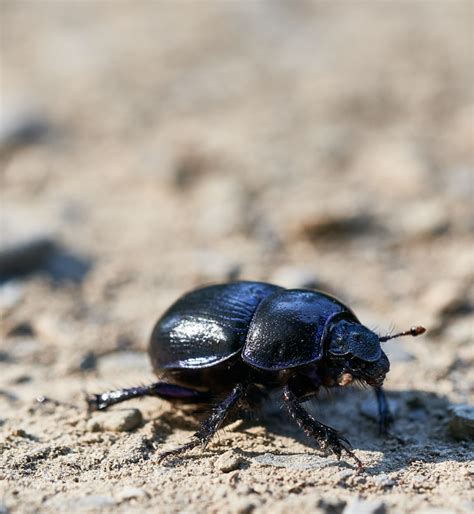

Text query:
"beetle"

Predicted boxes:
[[88, 281, 425, 470]]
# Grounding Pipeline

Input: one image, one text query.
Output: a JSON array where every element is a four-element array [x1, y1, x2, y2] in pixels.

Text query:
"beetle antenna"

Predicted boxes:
[[379, 325, 426, 342]]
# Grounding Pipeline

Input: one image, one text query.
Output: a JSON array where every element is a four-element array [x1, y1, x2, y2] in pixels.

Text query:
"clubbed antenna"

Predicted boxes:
[[379, 325, 426, 342]]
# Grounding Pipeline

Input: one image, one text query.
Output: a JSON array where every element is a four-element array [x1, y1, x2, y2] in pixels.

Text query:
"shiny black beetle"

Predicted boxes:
[[89, 281, 425, 470]]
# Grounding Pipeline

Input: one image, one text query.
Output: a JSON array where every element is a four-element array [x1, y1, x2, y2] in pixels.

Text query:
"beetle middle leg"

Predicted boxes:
[[282, 384, 364, 472], [374, 386, 394, 435], [87, 382, 210, 411], [158, 383, 247, 462]]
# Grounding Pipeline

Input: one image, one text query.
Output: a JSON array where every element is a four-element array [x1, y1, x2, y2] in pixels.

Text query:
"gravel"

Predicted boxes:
[[87, 409, 143, 432]]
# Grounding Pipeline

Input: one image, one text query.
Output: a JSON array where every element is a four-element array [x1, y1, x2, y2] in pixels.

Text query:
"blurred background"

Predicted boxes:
[[1, 0, 473, 419], [1, 2, 473, 512]]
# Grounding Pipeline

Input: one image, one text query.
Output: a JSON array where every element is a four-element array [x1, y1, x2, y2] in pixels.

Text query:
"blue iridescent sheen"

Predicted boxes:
[[150, 281, 362, 372]]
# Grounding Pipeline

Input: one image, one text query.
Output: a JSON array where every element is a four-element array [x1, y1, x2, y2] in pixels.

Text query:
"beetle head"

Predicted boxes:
[[327, 320, 389, 387]]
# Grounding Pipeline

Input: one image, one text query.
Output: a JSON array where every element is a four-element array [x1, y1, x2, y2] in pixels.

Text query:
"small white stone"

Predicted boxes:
[[87, 409, 143, 432], [336, 469, 355, 482], [372, 473, 395, 487], [215, 450, 244, 473]]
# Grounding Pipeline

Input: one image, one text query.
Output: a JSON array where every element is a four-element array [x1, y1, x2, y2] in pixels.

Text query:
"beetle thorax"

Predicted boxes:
[[328, 320, 381, 361]]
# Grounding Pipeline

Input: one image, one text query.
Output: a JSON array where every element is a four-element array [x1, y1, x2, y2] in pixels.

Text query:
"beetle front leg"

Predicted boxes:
[[158, 383, 246, 462], [282, 385, 363, 472], [374, 386, 394, 435]]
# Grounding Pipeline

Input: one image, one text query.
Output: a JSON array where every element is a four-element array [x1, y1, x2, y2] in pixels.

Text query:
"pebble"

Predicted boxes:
[[336, 469, 355, 482], [448, 404, 474, 440], [215, 450, 244, 473], [87, 409, 143, 433], [343, 498, 386, 514], [372, 473, 395, 488], [115, 487, 149, 502], [360, 396, 399, 422]]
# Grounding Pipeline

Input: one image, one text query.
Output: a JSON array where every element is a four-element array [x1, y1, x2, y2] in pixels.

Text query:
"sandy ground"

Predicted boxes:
[[1, 1, 473, 513]]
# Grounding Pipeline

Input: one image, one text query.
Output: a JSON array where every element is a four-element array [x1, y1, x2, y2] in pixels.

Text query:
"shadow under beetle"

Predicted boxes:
[[88, 281, 425, 471]]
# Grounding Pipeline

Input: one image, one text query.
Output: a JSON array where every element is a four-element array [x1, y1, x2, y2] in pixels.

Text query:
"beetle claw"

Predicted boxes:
[[323, 429, 364, 472], [85, 394, 103, 412], [339, 443, 364, 472], [158, 439, 201, 463]]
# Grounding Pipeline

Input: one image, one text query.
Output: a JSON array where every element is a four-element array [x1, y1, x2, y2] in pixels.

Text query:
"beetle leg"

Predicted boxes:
[[158, 383, 246, 462], [374, 386, 394, 435], [282, 385, 364, 472], [87, 382, 210, 411]]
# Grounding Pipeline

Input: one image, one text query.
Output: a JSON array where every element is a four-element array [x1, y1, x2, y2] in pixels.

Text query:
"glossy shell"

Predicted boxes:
[[242, 289, 358, 370], [150, 281, 360, 372], [149, 281, 281, 370]]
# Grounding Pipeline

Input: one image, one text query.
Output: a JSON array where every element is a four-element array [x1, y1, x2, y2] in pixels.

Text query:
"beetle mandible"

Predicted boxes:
[[88, 281, 425, 470]]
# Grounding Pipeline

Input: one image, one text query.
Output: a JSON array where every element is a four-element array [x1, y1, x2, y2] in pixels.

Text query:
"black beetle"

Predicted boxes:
[[88, 281, 425, 470]]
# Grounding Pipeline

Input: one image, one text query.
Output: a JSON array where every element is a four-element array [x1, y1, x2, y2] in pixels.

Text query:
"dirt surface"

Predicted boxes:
[[1, 2, 473, 513]]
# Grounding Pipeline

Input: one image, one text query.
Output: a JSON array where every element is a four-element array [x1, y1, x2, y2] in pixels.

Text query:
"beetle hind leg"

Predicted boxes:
[[282, 385, 364, 472], [159, 383, 246, 462], [87, 382, 210, 411]]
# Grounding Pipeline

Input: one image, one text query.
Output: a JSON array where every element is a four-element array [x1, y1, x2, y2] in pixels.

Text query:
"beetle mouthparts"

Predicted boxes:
[[337, 372, 353, 386], [379, 325, 426, 342]]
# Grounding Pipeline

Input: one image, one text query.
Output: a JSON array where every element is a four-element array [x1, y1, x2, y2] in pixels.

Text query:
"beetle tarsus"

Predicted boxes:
[[159, 383, 246, 463], [282, 385, 364, 471]]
